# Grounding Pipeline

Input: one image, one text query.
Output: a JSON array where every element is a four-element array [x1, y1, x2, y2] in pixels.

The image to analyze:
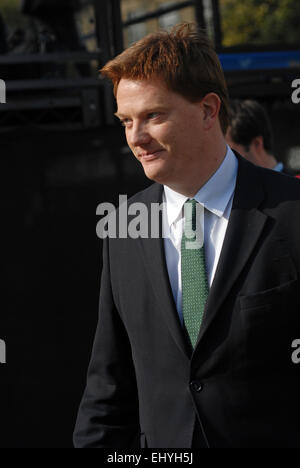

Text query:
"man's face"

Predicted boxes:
[[116, 77, 207, 187]]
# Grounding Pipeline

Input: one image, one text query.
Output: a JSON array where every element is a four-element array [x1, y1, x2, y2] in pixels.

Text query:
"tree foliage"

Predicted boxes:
[[0, 0, 25, 28], [220, 0, 300, 47]]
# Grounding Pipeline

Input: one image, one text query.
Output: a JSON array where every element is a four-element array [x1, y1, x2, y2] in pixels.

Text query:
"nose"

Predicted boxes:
[[128, 121, 151, 148]]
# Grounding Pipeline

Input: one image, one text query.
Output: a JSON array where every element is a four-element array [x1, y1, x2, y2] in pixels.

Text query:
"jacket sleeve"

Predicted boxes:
[[73, 238, 140, 448]]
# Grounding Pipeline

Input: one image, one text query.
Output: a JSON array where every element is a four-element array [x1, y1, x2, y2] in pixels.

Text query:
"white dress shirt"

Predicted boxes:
[[162, 146, 238, 324]]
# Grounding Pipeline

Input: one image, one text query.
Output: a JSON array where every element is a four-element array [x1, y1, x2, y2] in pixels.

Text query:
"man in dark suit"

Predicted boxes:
[[226, 99, 298, 175], [73, 24, 300, 448]]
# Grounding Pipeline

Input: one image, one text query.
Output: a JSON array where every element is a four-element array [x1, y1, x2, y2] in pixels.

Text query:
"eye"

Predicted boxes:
[[120, 118, 132, 128], [147, 112, 159, 119]]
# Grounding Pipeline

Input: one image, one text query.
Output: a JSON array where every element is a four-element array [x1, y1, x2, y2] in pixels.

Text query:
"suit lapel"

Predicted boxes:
[[136, 183, 192, 359], [195, 157, 268, 347]]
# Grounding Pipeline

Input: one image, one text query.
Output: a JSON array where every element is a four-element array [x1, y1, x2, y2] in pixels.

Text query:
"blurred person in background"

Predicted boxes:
[[21, 0, 81, 53], [20, 0, 90, 76], [226, 99, 298, 175]]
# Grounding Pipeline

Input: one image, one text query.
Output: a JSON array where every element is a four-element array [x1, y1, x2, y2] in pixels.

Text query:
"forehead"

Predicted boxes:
[[116, 78, 180, 113], [117, 77, 168, 96]]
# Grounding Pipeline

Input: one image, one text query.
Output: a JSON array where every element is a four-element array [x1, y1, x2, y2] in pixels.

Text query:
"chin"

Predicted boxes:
[[141, 156, 175, 184], [144, 172, 161, 183], [146, 175, 173, 187], [141, 163, 162, 181]]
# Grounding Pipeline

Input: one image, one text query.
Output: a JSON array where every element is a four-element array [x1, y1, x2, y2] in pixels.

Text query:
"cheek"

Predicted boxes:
[[153, 121, 177, 143], [125, 131, 135, 152], [159, 127, 180, 149]]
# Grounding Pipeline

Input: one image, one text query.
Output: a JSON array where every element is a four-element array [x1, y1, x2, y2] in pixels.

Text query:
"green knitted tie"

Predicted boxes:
[[181, 199, 209, 348]]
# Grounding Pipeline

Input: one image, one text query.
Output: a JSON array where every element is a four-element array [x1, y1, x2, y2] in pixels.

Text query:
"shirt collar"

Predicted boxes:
[[163, 146, 238, 227], [273, 162, 283, 172]]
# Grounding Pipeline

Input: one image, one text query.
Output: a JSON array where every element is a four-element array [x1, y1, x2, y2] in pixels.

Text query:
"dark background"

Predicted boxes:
[[1, 125, 149, 448], [0, 0, 300, 447]]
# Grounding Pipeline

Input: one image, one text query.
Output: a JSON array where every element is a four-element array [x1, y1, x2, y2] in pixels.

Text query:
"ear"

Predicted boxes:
[[252, 135, 264, 150], [200, 93, 221, 130]]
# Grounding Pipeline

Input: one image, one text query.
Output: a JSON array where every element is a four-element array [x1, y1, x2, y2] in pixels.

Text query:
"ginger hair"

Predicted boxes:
[[101, 23, 229, 134]]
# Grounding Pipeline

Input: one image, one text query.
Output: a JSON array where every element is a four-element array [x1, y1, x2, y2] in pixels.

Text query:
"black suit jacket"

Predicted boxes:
[[74, 156, 300, 448]]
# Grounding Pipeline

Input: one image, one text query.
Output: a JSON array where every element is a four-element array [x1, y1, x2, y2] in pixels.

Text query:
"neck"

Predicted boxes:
[[257, 152, 277, 170], [166, 140, 227, 197]]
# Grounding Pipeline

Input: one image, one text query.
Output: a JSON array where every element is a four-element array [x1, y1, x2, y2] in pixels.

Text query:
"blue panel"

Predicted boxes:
[[219, 50, 300, 71]]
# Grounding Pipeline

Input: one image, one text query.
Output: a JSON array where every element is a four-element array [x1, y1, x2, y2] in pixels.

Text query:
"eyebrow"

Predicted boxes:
[[114, 112, 126, 119], [115, 106, 167, 120]]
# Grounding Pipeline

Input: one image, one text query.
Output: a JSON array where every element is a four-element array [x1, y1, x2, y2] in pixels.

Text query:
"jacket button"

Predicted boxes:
[[190, 381, 202, 392]]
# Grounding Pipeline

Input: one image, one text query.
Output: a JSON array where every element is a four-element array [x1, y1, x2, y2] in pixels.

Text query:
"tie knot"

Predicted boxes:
[[182, 199, 204, 249], [184, 199, 197, 231]]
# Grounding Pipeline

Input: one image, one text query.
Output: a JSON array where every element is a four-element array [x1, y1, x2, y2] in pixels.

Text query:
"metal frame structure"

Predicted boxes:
[[118, 0, 300, 100], [0, 0, 300, 131], [0, 0, 105, 131], [122, 1, 204, 28]]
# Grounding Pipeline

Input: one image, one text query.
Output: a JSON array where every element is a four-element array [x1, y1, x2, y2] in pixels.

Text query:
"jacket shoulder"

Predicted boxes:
[[258, 165, 300, 201], [127, 182, 163, 205]]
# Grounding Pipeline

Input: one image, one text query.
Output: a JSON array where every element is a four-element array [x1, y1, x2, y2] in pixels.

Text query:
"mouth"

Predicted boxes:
[[139, 149, 164, 161]]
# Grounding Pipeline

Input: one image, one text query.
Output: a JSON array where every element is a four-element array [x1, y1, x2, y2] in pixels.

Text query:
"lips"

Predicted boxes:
[[139, 149, 164, 161]]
